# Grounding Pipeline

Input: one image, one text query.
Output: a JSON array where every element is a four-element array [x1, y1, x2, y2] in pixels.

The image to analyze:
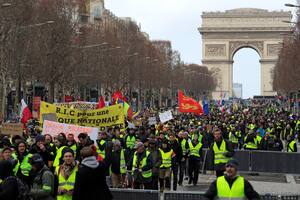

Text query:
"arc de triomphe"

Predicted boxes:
[[199, 8, 292, 99]]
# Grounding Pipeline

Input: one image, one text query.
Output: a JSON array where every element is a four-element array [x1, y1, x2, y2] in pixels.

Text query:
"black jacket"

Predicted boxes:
[[0, 161, 18, 200], [73, 157, 112, 200], [169, 140, 182, 164], [204, 175, 260, 200], [0, 178, 18, 200], [30, 144, 54, 165]]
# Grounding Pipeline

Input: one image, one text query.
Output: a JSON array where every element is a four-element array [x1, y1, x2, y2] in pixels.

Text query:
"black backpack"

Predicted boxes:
[[4, 176, 30, 200]]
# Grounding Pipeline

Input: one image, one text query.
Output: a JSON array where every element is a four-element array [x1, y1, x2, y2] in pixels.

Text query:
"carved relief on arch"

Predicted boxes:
[[205, 44, 226, 57], [229, 41, 264, 58]]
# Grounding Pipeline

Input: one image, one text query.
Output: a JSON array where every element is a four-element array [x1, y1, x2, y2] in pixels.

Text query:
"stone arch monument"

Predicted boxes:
[[199, 8, 292, 99]]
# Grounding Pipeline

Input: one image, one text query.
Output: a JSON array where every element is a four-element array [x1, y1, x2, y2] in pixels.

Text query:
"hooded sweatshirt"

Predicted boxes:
[[81, 156, 99, 169]]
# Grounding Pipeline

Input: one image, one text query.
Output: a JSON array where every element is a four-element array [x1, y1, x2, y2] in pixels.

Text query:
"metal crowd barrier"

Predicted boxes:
[[110, 190, 300, 200], [203, 149, 300, 174], [110, 188, 160, 200]]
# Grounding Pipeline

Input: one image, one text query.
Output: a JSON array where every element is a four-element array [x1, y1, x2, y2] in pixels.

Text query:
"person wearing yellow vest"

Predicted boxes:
[[107, 140, 126, 188], [56, 148, 78, 200], [158, 139, 174, 192], [129, 142, 153, 189], [204, 159, 259, 200], [96, 132, 108, 160], [178, 131, 189, 186], [14, 141, 32, 186], [66, 134, 77, 158], [228, 127, 241, 150], [29, 153, 55, 200], [243, 130, 259, 150], [287, 135, 297, 152], [53, 136, 67, 168], [187, 133, 203, 186], [210, 128, 234, 177], [44, 134, 56, 169]]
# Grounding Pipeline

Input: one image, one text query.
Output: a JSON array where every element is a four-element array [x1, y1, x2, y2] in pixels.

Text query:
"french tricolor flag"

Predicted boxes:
[[20, 99, 32, 126]]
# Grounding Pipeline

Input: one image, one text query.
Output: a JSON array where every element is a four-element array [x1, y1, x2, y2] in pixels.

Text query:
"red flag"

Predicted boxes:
[[178, 90, 203, 115], [20, 99, 32, 126], [112, 91, 127, 102], [96, 96, 105, 109]]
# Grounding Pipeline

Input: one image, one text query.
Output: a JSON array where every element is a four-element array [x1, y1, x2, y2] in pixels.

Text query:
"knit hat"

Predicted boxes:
[[35, 135, 45, 143], [225, 159, 239, 169], [29, 153, 44, 166]]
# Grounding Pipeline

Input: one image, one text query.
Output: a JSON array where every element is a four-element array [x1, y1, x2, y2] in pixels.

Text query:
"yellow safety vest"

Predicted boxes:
[[56, 164, 78, 200], [181, 139, 187, 155], [53, 146, 66, 167], [159, 149, 173, 168], [229, 132, 240, 144], [96, 140, 106, 159], [14, 153, 32, 176], [217, 175, 245, 200], [288, 141, 296, 152], [188, 141, 202, 158], [68, 143, 77, 157], [126, 135, 136, 149], [213, 140, 230, 165], [132, 151, 152, 179], [120, 149, 126, 174], [244, 136, 258, 150]]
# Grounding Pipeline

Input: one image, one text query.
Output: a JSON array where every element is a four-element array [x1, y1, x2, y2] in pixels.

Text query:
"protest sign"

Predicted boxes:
[[0, 123, 23, 136], [42, 120, 98, 142], [159, 110, 173, 123], [148, 117, 157, 126], [40, 101, 125, 131]]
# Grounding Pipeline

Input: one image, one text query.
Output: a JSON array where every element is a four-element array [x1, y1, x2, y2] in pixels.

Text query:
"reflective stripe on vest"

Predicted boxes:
[[288, 141, 296, 152], [120, 149, 126, 174], [56, 165, 78, 200], [188, 142, 202, 158], [213, 140, 230, 165], [217, 175, 245, 200], [96, 140, 106, 159], [159, 149, 173, 168], [54, 146, 66, 167], [126, 135, 136, 149], [132, 151, 152, 178]]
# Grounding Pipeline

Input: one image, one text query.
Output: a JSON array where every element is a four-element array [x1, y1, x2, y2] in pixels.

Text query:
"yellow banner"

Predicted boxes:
[[39, 101, 125, 131]]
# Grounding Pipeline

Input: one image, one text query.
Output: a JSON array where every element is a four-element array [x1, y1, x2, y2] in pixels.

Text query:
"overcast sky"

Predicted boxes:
[[105, 0, 297, 98]]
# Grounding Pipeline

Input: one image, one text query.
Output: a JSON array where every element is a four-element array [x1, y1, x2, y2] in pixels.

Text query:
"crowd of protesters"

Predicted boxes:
[[0, 99, 299, 199]]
